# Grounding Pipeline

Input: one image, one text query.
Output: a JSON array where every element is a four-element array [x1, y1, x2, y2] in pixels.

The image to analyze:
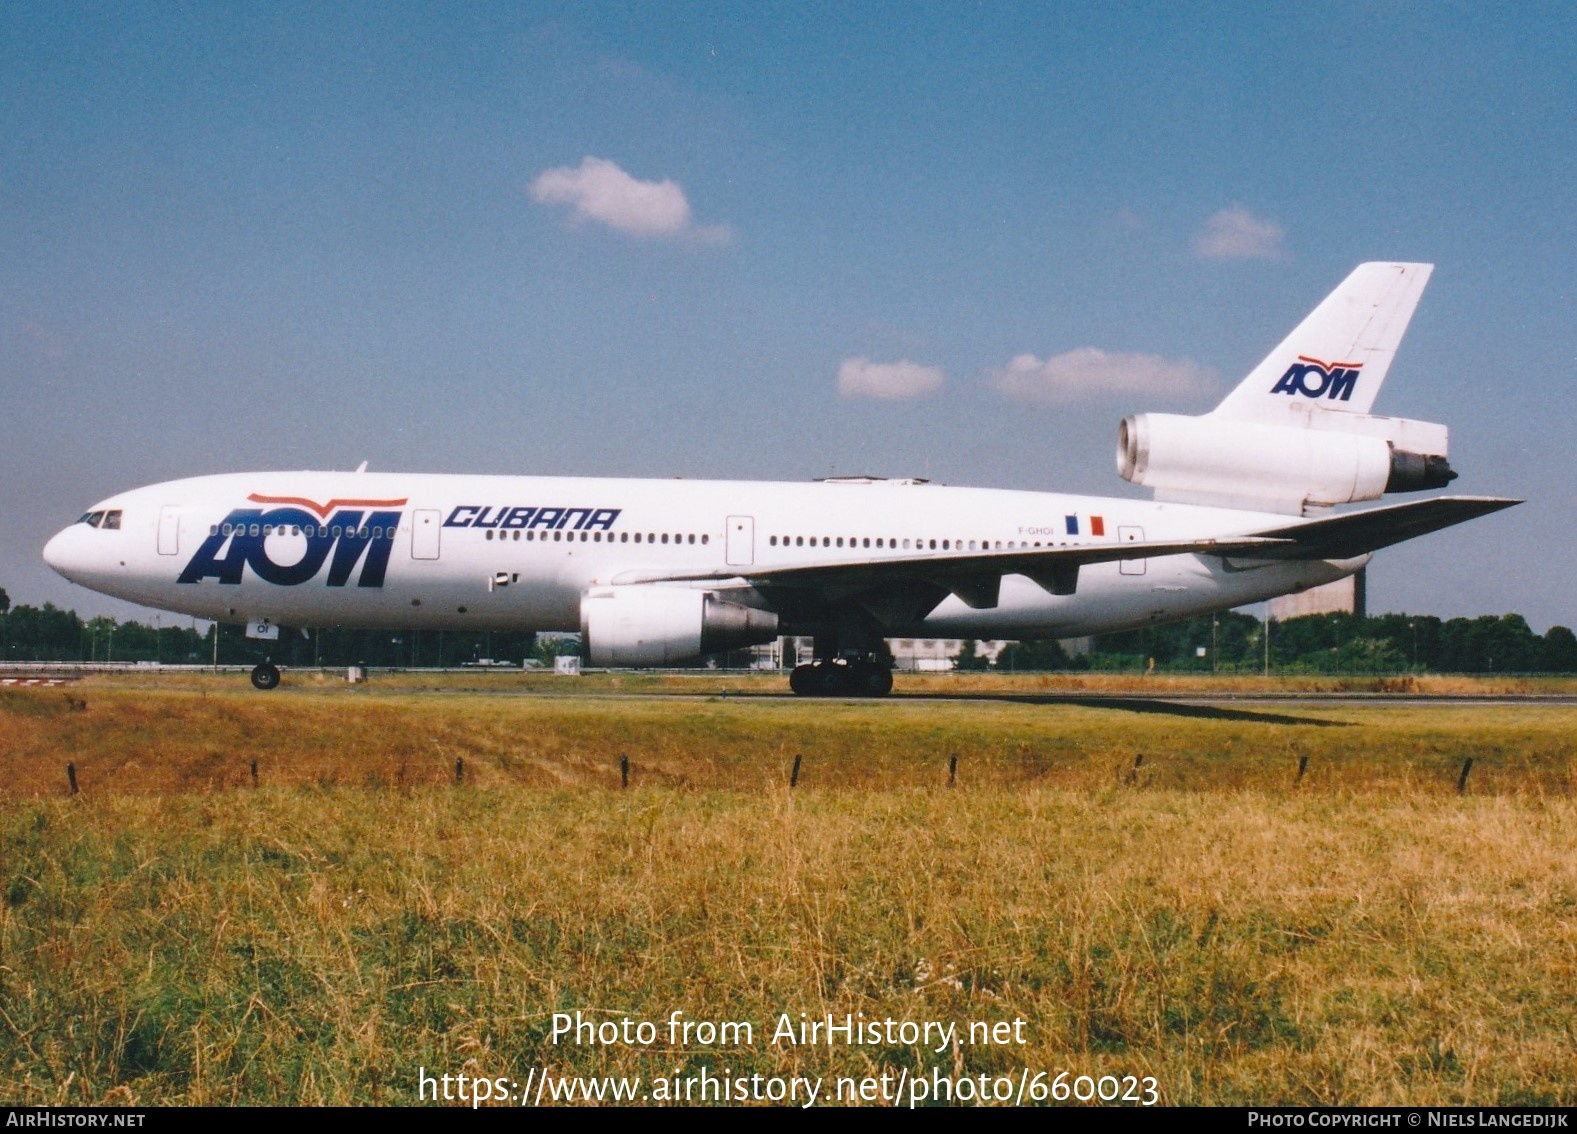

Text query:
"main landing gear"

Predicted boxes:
[[789, 659, 894, 698], [250, 661, 281, 690]]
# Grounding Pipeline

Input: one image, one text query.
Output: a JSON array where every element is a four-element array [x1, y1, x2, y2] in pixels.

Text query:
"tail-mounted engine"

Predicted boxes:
[[1117, 411, 1455, 515]]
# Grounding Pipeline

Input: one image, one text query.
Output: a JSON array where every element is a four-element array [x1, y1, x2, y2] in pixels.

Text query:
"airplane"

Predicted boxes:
[[43, 262, 1518, 695]]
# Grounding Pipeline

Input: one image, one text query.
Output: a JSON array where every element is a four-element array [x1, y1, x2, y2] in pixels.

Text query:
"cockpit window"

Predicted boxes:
[[75, 509, 121, 529], [101, 510, 121, 530], [78, 511, 105, 528]]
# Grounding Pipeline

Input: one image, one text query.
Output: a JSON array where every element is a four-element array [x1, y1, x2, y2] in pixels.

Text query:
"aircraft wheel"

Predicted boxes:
[[789, 664, 817, 696], [251, 662, 281, 691], [820, 663, 853, 696], [860, 665, 894, 698]]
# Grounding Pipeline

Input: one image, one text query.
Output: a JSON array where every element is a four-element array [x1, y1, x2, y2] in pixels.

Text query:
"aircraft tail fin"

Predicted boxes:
[[1211, 262, 1433, 422]]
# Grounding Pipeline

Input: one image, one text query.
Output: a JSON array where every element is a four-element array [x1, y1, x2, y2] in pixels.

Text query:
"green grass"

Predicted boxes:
[[2, 678, 1574, 1105]]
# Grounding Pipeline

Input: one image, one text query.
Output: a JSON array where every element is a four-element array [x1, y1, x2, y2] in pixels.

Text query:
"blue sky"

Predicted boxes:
[[2, 3, 1572, 630]]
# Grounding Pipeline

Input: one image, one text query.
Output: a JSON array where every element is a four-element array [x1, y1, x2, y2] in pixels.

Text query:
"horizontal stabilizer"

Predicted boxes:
[[1245, 496, 1521, 560]]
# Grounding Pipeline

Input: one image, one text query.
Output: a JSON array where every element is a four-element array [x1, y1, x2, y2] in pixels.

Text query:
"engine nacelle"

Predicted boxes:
[[1117, 412, 1454, 513], [580, 585, 779, 666]]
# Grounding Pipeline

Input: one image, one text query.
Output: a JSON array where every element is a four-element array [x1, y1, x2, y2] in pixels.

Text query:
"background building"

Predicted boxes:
[[1269, 568, 1366, 621]]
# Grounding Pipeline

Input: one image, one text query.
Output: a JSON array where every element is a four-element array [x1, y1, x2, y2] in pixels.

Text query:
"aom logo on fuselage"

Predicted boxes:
[[178, 493, 407, 588], [1270, 355, 1362, 401]]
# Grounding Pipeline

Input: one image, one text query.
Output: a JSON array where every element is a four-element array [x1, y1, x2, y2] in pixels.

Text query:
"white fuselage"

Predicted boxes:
[[42, 470, 1362, 641]]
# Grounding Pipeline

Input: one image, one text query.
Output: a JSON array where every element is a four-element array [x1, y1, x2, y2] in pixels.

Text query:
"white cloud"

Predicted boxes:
[[529, 156, 729, 242], [837, 357, 945, 401], [989, 348, 1215, 403], [1193, 204, 1286, 261]]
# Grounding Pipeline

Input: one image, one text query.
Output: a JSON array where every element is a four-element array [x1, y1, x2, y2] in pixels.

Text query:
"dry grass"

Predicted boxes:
[[1, 677, 1574, 1105]]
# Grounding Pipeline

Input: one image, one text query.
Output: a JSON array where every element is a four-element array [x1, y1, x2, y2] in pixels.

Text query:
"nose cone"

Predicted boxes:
[[43, 524, 88, 582]]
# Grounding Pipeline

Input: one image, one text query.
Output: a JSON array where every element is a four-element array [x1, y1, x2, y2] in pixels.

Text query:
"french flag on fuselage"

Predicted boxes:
[[1065, 514, 1106, 537]]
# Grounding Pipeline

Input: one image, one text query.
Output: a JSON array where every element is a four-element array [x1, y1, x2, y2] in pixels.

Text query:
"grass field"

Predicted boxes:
[[2, 673, 1574, 1105]]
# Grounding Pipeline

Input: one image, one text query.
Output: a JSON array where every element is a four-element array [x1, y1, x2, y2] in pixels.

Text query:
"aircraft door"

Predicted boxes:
[[1118, 525, 1146, 575], [726, 515, 755, 566], [412, 509, 441, 560], [157, 506, 180, 556]]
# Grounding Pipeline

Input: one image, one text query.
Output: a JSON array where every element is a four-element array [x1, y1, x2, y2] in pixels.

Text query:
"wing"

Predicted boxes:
[[612, 534, 1292, 619], [612, 496, 1518, 621]]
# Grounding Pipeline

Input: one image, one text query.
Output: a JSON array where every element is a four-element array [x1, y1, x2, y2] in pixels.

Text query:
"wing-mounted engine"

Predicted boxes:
[[1117, 261, 1456, 516], [580, 584, 778, 666]]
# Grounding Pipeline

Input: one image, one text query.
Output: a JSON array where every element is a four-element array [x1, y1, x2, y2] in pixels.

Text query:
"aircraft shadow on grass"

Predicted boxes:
[[888, 692, 1349, 728]]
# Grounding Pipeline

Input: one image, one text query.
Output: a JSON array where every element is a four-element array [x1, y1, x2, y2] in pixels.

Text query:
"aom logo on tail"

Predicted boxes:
[[1270, 356, 1362, 401], [178, 493, 408, 588]]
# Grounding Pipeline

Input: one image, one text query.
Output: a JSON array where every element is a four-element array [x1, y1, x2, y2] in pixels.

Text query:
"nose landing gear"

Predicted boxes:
[[250, 661, 281, 690]]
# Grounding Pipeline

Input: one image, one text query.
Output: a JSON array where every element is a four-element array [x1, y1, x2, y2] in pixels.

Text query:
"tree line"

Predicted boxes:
[[0, 587, 543, 668], [991, 611, 1577, 674], [2, 585, 1573, 674]]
